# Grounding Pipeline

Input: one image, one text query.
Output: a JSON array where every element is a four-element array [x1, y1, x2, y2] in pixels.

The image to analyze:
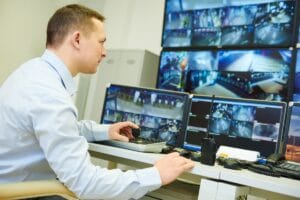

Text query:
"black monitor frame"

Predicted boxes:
[[99, 84, 191, 147], [291, 48, 300, 101], [183, 94, 287, 157], [156, 47, 295, 102], [161, 0, 299, 49], [281, 101, 300, 163]]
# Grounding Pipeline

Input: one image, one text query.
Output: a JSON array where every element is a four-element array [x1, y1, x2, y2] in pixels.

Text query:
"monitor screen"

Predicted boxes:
[[157, 48, 293, 101], [162, 0, 296, 48], [184, 95, 286, 157], [100, 84, 190, 146], [293, 49, 300, 101], [284, 102, 300, 163]]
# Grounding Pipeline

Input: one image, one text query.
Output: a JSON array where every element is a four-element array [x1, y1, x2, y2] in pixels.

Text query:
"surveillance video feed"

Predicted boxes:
[[222, 5, 257, 26], [162, 29, 192, 47], [191, 28, 221, 46], [101, 85, 189, 145], [285, 104, 300, 162], [221, 25, 254, 46], [184, 96, 284, 156], [157, 51, 188, 91], [254, 1, 295, 46], [185, 49, 292, 101], [163, 0, 296, 47], [293, 50, 300, 101]]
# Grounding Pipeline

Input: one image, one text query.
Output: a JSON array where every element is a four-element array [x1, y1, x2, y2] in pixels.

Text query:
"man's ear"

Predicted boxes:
[[70, 31, 81, 50]]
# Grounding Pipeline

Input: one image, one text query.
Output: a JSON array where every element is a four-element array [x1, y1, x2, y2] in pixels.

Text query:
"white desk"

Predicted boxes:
[[88, 143, 300, 199]]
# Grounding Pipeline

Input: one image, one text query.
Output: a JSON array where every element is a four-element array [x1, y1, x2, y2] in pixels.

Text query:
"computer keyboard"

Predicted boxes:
[[99, 138, 166, 153], [273, 161, 300, 180]]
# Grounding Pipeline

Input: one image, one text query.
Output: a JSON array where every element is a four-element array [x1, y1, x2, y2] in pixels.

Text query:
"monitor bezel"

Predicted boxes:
[[281, 101, 300, 158], [183, 94, 287, 156], [291, 48, 300, 101], [100, 83, 191, 147]]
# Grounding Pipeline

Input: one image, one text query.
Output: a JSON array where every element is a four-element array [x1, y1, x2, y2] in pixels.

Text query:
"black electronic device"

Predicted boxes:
[[156, 48, 293, 102], [200, 95, 217, 166], [98, 84, 190, 152], [162, 0, 297, 48], [131, 128, 141, 138], [200, 137, 217, 165], [248, 163, 281, 177], [183, 95, 287, 157]]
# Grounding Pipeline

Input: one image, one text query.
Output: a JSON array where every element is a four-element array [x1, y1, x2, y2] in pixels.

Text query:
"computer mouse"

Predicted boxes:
[[132, 128, 141, 138], [224, 158, 241, 170], [161, 145, 174, 154]]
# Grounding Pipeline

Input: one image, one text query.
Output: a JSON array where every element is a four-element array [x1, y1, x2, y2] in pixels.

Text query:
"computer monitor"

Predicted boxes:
[[162, 0, 297, 48], [100, 84, 190, 146], [157, 48, 293, 101], [282, 102, 300, 163], [184, 95, 286, 157], [293, 49, 300, 101]]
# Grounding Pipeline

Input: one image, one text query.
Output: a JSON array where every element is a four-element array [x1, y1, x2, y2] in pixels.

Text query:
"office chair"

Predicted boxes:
[[0, 179, 77, 200]]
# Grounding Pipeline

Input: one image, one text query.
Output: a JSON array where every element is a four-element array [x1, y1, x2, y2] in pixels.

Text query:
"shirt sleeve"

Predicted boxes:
[[77, 120, 110, 142], [29, 86, 162, 199]]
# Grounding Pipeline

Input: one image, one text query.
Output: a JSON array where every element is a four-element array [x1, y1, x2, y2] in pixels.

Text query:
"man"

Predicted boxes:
[[0, 4, 194, 199]]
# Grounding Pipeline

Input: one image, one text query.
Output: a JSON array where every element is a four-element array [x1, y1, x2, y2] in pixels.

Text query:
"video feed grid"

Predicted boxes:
[[209, 102, 257, 139], [285, 104, 300, 162], [163, 0, 296, 47], [158, 49, 292, 101], [184, 97, 283, 152], [101, 85, 187, 145], [216, 49, 291, 101], [293, 50, 300, 101]]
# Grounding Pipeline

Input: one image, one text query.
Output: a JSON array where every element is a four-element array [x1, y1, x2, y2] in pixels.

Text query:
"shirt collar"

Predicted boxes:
[[41, 49, 77, 96]]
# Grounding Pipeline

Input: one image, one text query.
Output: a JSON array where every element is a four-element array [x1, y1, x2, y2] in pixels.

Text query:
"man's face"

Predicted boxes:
[[78, 18, 107, 74]]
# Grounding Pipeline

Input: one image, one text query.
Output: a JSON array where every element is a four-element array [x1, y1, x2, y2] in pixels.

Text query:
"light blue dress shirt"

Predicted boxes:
[[0, 50, 161, 199]]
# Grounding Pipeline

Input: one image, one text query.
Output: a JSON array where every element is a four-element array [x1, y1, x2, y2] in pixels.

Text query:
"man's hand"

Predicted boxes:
[[108, 121, 139, 142], [154, 152, 195, 185]]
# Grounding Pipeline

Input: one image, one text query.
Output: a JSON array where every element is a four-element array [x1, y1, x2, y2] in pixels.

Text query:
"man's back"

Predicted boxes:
[[0, 53, 75, 183]]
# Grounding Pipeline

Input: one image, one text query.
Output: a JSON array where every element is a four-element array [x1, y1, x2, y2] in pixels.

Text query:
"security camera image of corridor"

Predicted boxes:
[[186, 49, 292, 101], [208, 103, 255, 139], [254, 1, 295, 46], [162, 10, 193, 47], [220, 4, 257, 46], [101, 85, 189, 145], [157, 51, 188, 91]]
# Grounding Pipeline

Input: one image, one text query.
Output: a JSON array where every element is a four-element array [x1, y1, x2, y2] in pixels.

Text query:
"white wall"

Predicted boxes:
[[0, 0, 164, 84]]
